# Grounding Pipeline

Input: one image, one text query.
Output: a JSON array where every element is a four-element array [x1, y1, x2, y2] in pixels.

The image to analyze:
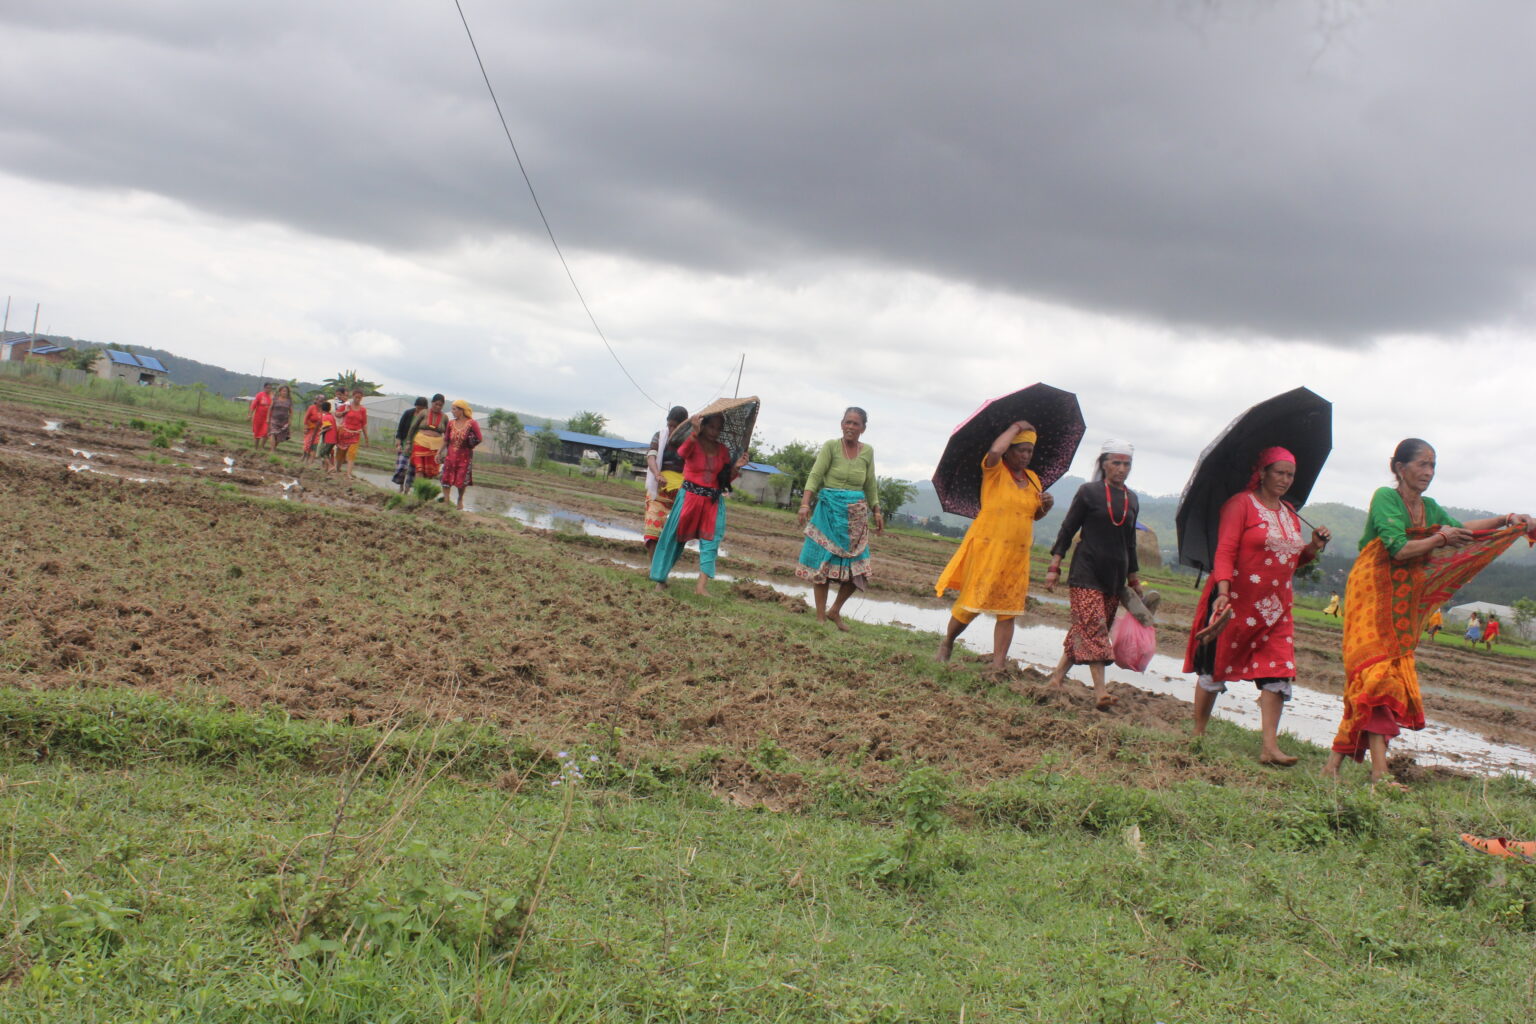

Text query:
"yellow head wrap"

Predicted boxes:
[[1010, 430, 1038, 446], [451, 399, 473, 418]]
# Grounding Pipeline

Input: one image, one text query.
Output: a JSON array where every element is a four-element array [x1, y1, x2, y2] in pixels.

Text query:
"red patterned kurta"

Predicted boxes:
[[1184, 492, 1311, 680]]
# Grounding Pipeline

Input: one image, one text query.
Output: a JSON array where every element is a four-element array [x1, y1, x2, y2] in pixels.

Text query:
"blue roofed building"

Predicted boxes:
[[93, 348, 170, 387]]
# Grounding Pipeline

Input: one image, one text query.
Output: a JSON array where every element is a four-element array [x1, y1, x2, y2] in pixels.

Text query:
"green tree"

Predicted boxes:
[[486, 409, 525, 458], [323, 370, 381, 395], [877, 477, 918, 516], [64, 346, 101, 372], [764, 440, 819, 493], [1513, 598, 1536, 638], [566, 410, 607, 436], [533, 422, 562, 463]]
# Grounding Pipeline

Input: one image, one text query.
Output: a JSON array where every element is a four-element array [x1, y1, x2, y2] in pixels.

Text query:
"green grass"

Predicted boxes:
[[5, 692, 1536, 1022]]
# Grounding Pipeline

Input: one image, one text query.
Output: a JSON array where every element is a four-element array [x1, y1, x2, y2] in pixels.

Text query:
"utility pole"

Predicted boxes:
[[31, 303, 39, 338], [2, 296, 9, 334], [733, 353, 745, 398]]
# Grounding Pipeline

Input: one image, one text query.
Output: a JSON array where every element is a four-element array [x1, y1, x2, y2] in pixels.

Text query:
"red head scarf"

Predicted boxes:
[[1247, 446, 1297, 491]]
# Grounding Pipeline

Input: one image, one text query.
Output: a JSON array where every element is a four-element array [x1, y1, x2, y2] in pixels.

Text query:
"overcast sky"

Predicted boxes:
[[5, 1, 1535, 511]]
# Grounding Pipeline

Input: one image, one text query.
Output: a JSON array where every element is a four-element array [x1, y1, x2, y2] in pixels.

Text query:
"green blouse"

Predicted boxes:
[[1360, 486, 1459, 556], [805, 439, 879, 509]]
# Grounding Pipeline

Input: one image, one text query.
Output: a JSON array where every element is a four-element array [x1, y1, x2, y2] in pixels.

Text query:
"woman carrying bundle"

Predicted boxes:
[[649, 412, 748, 594], [934, 421, 1053, 671], [1183, 446, 1331, 765], [1044, 440, 1144, 709]]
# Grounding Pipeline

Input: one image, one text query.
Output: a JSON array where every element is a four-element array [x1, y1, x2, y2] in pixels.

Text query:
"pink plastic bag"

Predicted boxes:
[[1111, 613, 1156, 672]]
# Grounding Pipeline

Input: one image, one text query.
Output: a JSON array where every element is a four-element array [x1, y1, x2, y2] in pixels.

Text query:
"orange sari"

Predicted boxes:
[[1333, 523, 1531, 759]]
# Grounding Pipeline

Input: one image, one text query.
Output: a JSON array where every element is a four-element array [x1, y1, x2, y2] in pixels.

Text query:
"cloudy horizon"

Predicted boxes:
[[5, 1, 1535, 512]]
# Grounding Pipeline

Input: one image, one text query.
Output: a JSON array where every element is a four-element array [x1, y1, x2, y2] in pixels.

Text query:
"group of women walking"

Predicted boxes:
[[776, 404, 1535, 787], [386, 393, 483, 509]]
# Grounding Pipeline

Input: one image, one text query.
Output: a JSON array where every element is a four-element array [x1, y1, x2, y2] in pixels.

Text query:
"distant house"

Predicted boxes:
[[2, 337, 69, 362], [734, 462, 789, 506], [93, 349, 169, 387]]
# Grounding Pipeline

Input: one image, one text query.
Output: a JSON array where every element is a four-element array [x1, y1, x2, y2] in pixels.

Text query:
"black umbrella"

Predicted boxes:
[[1176, 387, 1332, 573], [932, 383, 1085, 519]]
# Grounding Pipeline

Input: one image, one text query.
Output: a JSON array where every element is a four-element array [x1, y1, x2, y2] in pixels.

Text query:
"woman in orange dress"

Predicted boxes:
[[934, 421, 1054, 671], [1322, 438, 1533, 785]]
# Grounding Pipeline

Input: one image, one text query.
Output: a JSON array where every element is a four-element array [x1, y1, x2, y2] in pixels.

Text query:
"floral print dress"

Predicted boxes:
[[1183, 491, 1311, 681]]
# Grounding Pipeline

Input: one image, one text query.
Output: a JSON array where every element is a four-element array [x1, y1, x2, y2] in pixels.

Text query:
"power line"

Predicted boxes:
[[452, 0, 665, 411]]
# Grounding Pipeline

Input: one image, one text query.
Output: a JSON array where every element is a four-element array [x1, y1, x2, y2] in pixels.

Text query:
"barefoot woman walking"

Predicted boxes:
[[795, 408, 882, 630], [1183, 447, 1332, 765], [934, 421, 1054, 671], [1045, 440, 1145, 709], [1323, 439, 1533, 785]]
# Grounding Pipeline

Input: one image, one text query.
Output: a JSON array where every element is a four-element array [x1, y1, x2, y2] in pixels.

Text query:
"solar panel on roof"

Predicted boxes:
[[134, 355, 167, 372], [106, 349, 140, 366]]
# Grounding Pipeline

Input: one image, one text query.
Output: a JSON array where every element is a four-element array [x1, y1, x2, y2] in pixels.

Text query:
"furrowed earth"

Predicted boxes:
[[6, 394, 1535, 782], [11, 387, 1536, 1023]]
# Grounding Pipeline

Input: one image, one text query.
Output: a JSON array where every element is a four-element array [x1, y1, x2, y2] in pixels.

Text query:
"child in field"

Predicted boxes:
[[1483, 616, 1502, 650], [317, 401, 339, 473]]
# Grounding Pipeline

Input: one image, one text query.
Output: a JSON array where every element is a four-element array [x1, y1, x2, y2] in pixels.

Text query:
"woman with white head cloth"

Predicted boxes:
[[1044, 439, 1145, 709]]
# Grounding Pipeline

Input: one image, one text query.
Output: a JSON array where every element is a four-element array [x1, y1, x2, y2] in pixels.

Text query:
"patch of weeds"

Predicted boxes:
[[971, 771, 1174, 836], [1277, 788, 1383, 849], [413, 479, 443, 503], [19, 890, 139, 955], [200, 434, 222, 447], [849, 766, 968, 891]]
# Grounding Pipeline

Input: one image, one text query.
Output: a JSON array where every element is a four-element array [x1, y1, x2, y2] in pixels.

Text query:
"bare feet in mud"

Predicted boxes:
[[694, 577, 709, 596], [936, 638, 953, 663], [1259, 751, 1299, 767], [824, 611, 849, 633], [1095, 692, 1117, 711]]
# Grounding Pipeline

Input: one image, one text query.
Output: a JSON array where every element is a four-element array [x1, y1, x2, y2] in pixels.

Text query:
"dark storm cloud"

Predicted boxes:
[[6, 1, 1535, 339]]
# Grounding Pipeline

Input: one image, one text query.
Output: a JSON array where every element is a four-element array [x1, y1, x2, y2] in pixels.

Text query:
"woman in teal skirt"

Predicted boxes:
[[795, 407, 883, 630]]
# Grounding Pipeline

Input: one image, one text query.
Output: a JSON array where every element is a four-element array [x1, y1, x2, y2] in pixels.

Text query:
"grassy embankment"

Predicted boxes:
[[6, 380, 1536, 1020]]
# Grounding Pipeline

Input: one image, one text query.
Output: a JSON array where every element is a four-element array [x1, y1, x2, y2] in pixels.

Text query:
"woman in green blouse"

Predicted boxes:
[[1323, 438, 1533, 785], [795, 407, 883, 629]]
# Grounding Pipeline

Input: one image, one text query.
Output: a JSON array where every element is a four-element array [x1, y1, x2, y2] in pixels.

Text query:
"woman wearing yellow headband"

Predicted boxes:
[[437, 399, 482, 510], [935, 420, 1054, 670]]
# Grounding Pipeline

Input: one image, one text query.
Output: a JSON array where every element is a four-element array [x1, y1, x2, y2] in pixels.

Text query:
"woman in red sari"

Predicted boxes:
[[1183, 447, 1331, 765], [437, 399, 482, 510], [1323, 438, 1534, 785], [249, 382, 273, 449]]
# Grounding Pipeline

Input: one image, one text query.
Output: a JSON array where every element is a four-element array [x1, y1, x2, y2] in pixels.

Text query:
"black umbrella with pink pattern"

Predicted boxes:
[[932, 383, 1085, 519]]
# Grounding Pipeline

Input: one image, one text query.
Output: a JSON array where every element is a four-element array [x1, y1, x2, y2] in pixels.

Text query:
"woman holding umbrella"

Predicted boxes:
[[796, 407, 882, 629], [1323, 439, 1534, 785], [1045, 440, 1144, 709], [1183, 447, 1332, 765], [935, 421, 1054, 670]]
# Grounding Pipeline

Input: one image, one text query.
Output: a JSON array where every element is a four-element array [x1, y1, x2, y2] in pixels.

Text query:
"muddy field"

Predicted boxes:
[[5, 398, 1536, 791]]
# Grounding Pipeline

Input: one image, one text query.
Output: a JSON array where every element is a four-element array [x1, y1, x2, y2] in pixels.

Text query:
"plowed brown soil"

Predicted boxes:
[[6, 399, 1535, 793]]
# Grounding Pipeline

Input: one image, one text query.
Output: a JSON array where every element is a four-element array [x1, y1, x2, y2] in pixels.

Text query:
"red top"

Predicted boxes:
[[320, 413, 338, 444], [338, 406, 368, 446], [679, 436, 729, 486], [303, 404, 322, 429], [1183, 491, 1315, 681]]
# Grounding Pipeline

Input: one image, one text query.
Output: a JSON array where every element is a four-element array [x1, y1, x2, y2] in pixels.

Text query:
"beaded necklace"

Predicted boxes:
[[1105, 481, 1129, 527]]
